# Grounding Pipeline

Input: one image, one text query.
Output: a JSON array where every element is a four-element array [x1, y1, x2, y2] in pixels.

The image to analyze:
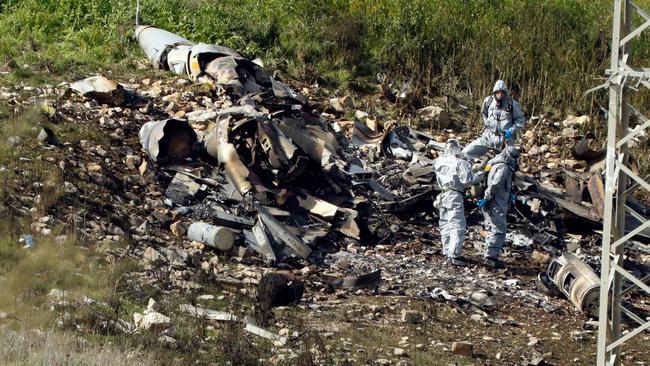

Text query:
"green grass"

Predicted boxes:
[[1, 0, 650, 115], [0, 328, 155, 366]]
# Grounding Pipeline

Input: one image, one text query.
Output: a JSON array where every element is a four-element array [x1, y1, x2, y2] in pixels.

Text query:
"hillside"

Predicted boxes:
[[0, 1, 649, 366]]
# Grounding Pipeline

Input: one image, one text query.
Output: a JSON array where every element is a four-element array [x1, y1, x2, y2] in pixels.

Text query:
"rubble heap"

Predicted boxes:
[[56, 26, 648, 322], [129, 25, 459, 264]]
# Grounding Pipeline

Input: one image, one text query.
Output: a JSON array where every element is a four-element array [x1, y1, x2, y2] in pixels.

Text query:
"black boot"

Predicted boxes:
[[449, 256, 468, 267], [483, 256, 505, 269]]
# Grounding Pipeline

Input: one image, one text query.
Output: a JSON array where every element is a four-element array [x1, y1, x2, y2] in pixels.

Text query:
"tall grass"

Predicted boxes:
[[1, 0, 649, 113], [0, 328, 154, 366]]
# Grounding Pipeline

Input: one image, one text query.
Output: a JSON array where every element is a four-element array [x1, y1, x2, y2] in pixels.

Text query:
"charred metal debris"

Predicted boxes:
[[131, 25, 451, 264], [62, 26, 648, 316]]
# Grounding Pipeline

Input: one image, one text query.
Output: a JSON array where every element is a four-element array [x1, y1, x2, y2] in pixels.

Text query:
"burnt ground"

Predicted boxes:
[[0, 77, 648, 366]]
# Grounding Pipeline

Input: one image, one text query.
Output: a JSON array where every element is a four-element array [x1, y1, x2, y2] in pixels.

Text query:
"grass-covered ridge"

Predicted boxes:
[[1, 0, 649, 112]]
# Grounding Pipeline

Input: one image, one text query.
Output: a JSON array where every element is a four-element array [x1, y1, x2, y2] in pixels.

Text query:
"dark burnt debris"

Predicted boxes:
[[55, 26, 649, 322]]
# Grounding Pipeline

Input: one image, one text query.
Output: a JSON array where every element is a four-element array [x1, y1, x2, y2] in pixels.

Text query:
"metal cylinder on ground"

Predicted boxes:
[[134, 25, 194, 69], [546, 252, 600, 317], [187, 222, 234, 251], [139, 119, 198, 164]]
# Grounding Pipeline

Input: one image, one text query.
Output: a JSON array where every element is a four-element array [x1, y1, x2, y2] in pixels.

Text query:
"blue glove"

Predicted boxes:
[[504, 128, 515, 139], [477, 198, 488, 208]]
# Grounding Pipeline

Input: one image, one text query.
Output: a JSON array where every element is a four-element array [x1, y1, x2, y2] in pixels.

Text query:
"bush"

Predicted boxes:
[[1, 0, 649, 114]]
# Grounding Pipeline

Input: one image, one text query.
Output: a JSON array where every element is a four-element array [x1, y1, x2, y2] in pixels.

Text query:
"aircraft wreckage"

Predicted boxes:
[[67, 24, 648, 316]]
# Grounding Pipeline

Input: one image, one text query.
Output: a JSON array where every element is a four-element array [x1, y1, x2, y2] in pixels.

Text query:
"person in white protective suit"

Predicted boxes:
[[433, 140, 485, 266], [462, 80, 526, 160], [476, 146, 520, 269]]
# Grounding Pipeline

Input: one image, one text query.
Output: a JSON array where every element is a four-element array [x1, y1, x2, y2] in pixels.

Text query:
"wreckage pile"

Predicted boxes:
[[61, 26, 649, 321], [128, 25, 457, 264]]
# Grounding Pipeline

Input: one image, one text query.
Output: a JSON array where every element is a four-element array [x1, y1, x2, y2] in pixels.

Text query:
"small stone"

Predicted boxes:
[[329, 98, 345, 113], [95, 146, 108, 157], [340, 95, 354, 108], [320, 112, 335, 120], [563, 159, 585, 169], [470, 314, 484, 322], [365, 118, 378, 131], [201, 261, 211, 272], [531, 250, 551, 265], [107, 223, 125, 236], [300, 265, 316, 276], [165, 102, 176, 113], [401, 309, 423, 324], [563, 115, 590, 128], [134, 311, 171, 332], [125, 154, 141, 170], [394, 347, 407, 357], [552, 135, 566, 145], [561, 128, 575, 138], [49, 288, 69, 300], [176, 78, 190, 86], [524, 130, 536, 141], [416, 105, 450, 129], [143, 247, 163, 263], [158, 335, 177, 348], [469, 291, 495, 306], [37, 128, 58, 146], [140, 101, 153, 114], [7, 136, 21, 147], [169, 221, 188, 237], [354, 110, 369, 121], [570, 330, 586, 341], [210, 256, 219, 267], [146, 298, 157, 312], [451, 341, 474, 357], [99, 116, 118, 128], [63, 181, 77, 194], [504, 279, 520, 287], [86, 162, 102, 173], [135, 221, 149, 235], [139, 160, 152, 176], [235, 246, 251, 259]]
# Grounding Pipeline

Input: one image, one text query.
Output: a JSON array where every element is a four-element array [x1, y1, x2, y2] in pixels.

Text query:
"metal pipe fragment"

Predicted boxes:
[[545, 253, 600, 317], [135, 25, 194, 70], [139, 119, 197, 164], [187, 222, 234, 251]]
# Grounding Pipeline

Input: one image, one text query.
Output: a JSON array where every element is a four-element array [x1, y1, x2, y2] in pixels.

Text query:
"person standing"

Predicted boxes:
[[463, 80, 526, 160], [476, 146, 520, 269], [433, 140, 484, 266]]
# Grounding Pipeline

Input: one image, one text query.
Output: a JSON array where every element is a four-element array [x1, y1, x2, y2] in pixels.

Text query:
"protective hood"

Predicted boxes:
[[492, 80, 509, 95], [505, 146, 520, 160], [489, 147, 518, 171], [444, 139, 462, 157]]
